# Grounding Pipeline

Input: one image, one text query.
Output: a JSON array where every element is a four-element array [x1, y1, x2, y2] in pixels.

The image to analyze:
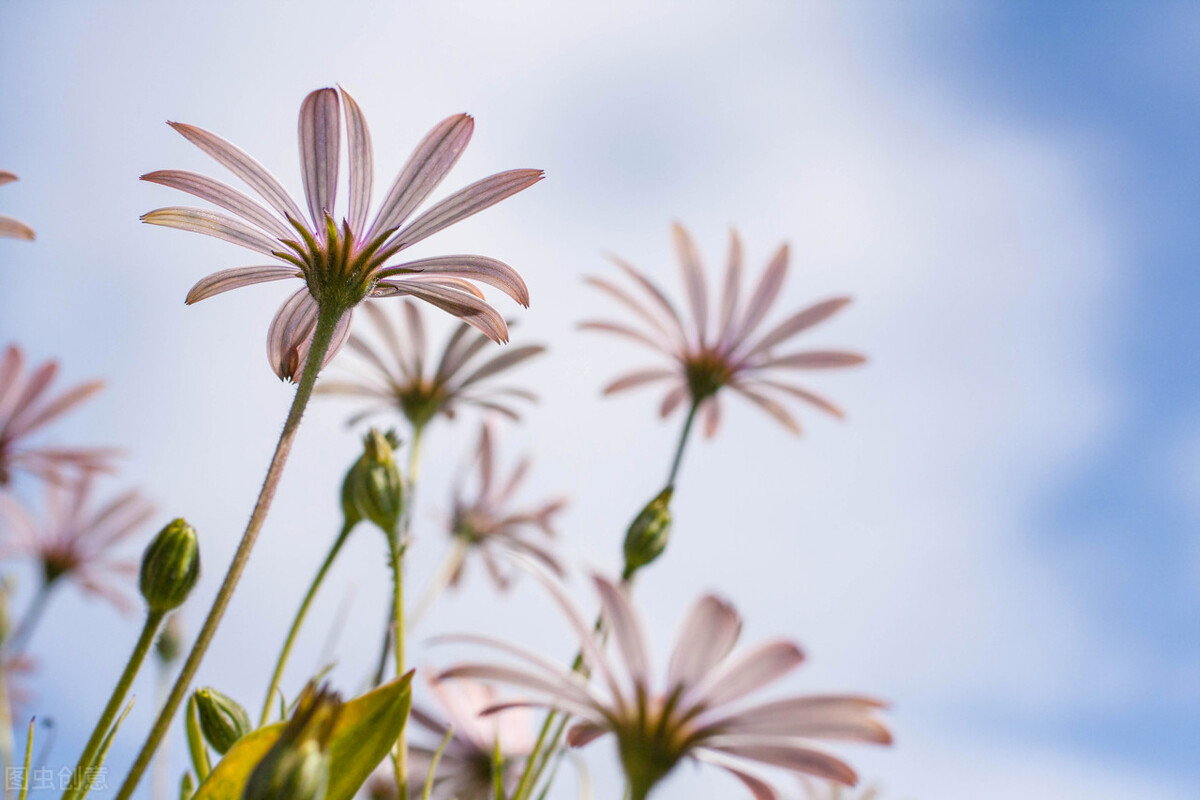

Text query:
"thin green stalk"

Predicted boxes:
[[113, 304, 344, 800], [389, 535, 408, 800], [17, 719, 32, 800], [665, 400, 700, 488], [259, 518, 355, 725]]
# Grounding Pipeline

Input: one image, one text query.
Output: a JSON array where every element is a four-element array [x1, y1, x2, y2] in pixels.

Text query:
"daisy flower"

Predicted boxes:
[[0, 476, 154, 618], [0, 344, 119, 487], [408, 675, 534, 800], [582, 223, 864, 437], [0, 172, 34, 241], [142, 87, 542, 381], [316, 299, 545, 430], [440, 571, 890, 800]]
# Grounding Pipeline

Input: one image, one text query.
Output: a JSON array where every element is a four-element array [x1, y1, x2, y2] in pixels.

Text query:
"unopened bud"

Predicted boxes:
[[140, 519, 201, 615], [180, 771, 195, 800], [243, 684, 341, 800], [350, 429, 404, 538], [194, 687, 252, 755], [622, 487, 673, 579], [156, 614, 185, 665]]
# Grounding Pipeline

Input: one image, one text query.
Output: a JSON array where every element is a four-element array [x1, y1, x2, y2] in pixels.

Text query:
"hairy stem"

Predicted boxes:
[[390, 535, 408, 800], [113, 304, 344, 800]]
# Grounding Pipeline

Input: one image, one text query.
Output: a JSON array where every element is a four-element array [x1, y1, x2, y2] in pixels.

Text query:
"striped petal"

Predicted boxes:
[[378, 255, 529, 306], [267, 289, 319, 381], [706, 696, 892, 744], [186, 265, 299, 304], [298, 88, 341, 230], [140, 170, 294, 240], [142, 207, 282, 257], [339, 87, 374, 234], [0, 171, 16, 186], [372, 280, 508, 343], [672, 222, 708, 346]]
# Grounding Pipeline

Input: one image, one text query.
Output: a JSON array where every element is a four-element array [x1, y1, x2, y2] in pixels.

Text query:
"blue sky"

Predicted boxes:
[[1, 2, 1197, 798]]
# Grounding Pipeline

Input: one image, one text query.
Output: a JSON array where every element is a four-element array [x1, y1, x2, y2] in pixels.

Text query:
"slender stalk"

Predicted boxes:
[[259, 518, 355, 725], [113, 304, 344, 800], [151, 666, 172, 800], [407, 537, 467, 631], [665, 400, 700, 487], [389, 535, 408, 800], [6, 582, 53, 654], [0, 666, 13, 800], [64, 610, 165, 800]]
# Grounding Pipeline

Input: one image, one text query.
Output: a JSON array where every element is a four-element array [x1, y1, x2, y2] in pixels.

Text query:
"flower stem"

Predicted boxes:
[[64, 610, 165, 800], [665, 400, 700, 487], [389, 534, 408, 800], [407, 537, 468, 631], [259, 518, 355, 726], [113, 304, 344, 800], [6, 582, 53, 654]]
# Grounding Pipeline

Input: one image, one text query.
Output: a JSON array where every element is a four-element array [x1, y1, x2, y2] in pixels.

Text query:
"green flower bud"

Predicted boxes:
[[243, 685, 341, 800], [155, 614, 185, 665], [194, 687, 252, 755], [622, 487, 673, 579], [140, 519, 201, 615], [180, 771, 195, 800], [349, 429, 404, 538]]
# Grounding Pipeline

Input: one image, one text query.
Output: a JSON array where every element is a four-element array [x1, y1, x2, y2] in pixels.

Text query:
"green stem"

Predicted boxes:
[[113, 304, 344, 800], [64, 611, 165, 800], [259, 518, 355, 725], [665, 400, 700, 488], [389, 535, 408, 800]]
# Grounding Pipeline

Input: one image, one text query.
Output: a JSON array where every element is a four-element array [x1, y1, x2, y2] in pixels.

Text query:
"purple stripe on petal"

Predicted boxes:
[[298, 88, 341, 231]]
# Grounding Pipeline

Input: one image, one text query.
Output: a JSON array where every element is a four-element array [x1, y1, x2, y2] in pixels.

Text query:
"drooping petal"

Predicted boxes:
[[566, 722, 609, 749], [291, 308, 354, 383], [666, 594, 743, 692], [693, 752, 780, 800], [378, 255, 530, 306], [672, 222, 708, 346], [731, 385, 802, 435], [368, 114, 474, 239], [140, 170, 294, 240], [740, 297, 853, 361], [700, 396, 722, 438], [185, 265, 299, 304], [602, 369, 678, 396], [266, 289, 319, 381], [298, 88, 341, 230], [372, 280, 508, 343], [339, 87, 374, 234], [0, 172, 16, 186], [142, 207, 282, 257]]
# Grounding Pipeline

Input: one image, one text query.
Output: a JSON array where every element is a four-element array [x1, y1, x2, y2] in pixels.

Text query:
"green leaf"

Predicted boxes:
[[191, 672, 412, 800]]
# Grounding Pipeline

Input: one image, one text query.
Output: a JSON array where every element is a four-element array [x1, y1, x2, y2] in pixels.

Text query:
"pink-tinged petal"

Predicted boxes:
[[716, 230, 744, 350], [437, 664, 599, 718], [339, 87, 374, 234], [479, 698, 606, 728], [667, 594, 742, 692], [757, 351, 867, 370], [298, 88, 340, 230], [0, 215, 35, 241], [403, 300, 427, 377], [0, 345, 24, 416], [140, 170, 294, 240], [433, 633, 605, 703], [386, 169, 543, 252], [578, 320, 672, 355], [701, 739, 858, 786], [602, 368, 678, 396], [2, 360, 57, 434], [358, 301, 415, 381], [453, 346, 544, 392], [5, 380, 104, 440], [378, 255, 530, 306], [372, 280, 508, 343], [396, 274, 487, 299], [701, 396, 722, 438], [185, 265, 299, 304], [672, 222, 709, 346], [732, 243, 789, 347], [345, 332, 406, 385], [584, 276, 687, 351], [608, 255, 690, 346], [731, 385, 802, 435], [591, 575, 652, 692], [741, 297, 853, 360], [433, 322, 478, 383], [0, 171, 16, 186], [700, 695, 892, 743], [740, 379, 844, 419], [692, 639, 805, 709], [266, 289, 319, 381], [312, 379, 391, 399], [167, 121, 307, 225], [566, 722, 609, 749], [291, 308, 354, 382], [368, 114, 474, 239], [693, 752, 780, 800], [478, 421, 496, 496], [142, 207, 282, 257], [659, 383, 689, 417]]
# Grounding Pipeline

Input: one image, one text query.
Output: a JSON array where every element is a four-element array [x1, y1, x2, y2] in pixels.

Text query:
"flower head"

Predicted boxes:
[[0, 476, 154, 612], [0, 172, 34, 241], [441, 570, 890, 799], [583, 223, 864, 436], [317, 300, 544, 430], [446, 422, 565, 591], [408, 675, 534, 800], [0, 344, 119, 487], [142, 87, 542, 381]]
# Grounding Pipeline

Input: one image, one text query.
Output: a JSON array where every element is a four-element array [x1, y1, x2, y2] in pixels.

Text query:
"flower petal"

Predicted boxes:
[[372, 280, 508, 343], [591, 575, 652, 692], [704, 695, 892, 744], [566, 722, 609, 749], [700, 739, 858, 786], [378, 255, 530, 306], [5, 380, 104, 441], [731, 385, 802, 435], [739, 379, 844, 419], [298, 88, 341, 230], [584, 276, 687, 352], [140, 170, 294, 240], [659, 383, 689, 417], [701, 396, 722, 438], [757, 351, 867, 370], [0, 214, 35, 241], [732, 243, 789, 347], [267, 289, 318, 381], [185, 265, 299, 304], [142, 207, 282, 257], [691, 639, 805, 710], [667, 594, 742, 692], [717, 230, 744, 350], [608, 255, 690, 346], [339, 87, 374, 234], [0, 171, 16, 186], [452, 346, 544, 392], [578, 320, 671, 355], [672, 222, 708, 346], [740, 297, 853, 360], [602, 369, 678, 396]]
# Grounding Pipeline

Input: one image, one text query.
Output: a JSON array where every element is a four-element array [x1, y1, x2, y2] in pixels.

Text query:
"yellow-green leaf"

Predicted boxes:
[[192, 672, 412, 800]]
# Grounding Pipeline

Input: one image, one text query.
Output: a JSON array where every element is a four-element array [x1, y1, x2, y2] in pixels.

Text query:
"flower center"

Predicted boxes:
[[683, 349, 732, 402], [276, 216, 403, 313]]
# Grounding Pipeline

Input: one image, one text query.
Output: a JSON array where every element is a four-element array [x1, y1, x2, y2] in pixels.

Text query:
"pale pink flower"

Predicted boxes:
[[0, 477, 154, 613], [441, 571, 890, 799], [583, 223, 864, 436], [799, 776, 883, 800], [0, 172, 34, 241], [316, 300, 544, 430], [446, 422, 565, 591], [408, 676, 534, 800], [142, 87, 541, 381], [0, 345, 119, 487]]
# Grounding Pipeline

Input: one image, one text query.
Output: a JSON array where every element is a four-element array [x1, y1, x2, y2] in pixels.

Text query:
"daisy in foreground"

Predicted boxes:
[[582, 223, 863, 443], [142, 86, 541, 381], [0, 172, 34, 241], [439, 570, 890, 800], [0, 344, 119, 487]]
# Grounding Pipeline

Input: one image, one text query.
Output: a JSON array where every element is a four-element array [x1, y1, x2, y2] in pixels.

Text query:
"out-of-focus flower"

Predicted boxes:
[[0, 172, 34, 241], [0, 345, 119, 487], [446, 422, 565, 591], [441, 571, 890, 799], [142, 87, 541, 381], [408, 675, 534, 800], [0, 477, 154, 613], [317, 300, 544, 430], [582, 223, 864, 437], [799, 776, 882, 800]]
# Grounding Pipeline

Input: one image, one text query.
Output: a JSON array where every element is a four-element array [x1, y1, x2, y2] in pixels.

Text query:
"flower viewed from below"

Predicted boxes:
[[0, 172, 34, 241], [0, 345, 120, 487], [441, 571, 890, 800], [582, 223, 864, 437], [316, 300, 545, 431], [408, 676, 534, 800], [0, 477, 154, 614], [799, 776, 882, 800], [142, 86, 542, 381], [446, 422, 565, 591]]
